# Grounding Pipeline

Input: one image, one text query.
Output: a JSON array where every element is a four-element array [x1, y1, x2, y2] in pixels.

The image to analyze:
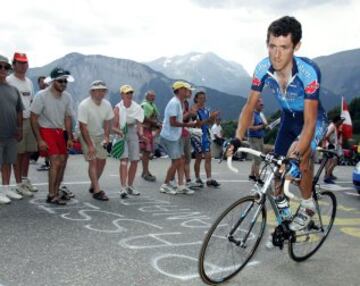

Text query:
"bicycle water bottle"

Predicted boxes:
[[275, 196, 292, 221]]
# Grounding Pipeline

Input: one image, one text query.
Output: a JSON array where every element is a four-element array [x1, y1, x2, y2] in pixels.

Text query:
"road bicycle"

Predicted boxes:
[[198, 147, 337, 285]]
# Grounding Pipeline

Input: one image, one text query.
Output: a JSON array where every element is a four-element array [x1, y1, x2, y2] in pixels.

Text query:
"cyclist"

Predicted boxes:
[[228, 16, 328, 231]]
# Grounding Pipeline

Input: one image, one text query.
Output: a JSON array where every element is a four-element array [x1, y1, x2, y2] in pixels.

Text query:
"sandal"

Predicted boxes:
[[93, 190, 109, 201], [88, 187, 94, 194], [59, 190, 72, 201], [46, 195, 67, 205]]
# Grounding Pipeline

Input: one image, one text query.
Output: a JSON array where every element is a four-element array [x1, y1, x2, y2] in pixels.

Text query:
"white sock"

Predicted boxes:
[[2, 185, 9, 192], [301, 198, 315, 210], [207, 177, 212, 182]]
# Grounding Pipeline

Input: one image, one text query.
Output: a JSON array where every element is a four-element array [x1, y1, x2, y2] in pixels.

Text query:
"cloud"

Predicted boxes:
[[191, 0, 350, 11]]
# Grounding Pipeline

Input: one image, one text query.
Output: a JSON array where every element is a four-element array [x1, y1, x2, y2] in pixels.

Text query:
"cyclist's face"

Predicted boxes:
[[267, 34, 300, 72]]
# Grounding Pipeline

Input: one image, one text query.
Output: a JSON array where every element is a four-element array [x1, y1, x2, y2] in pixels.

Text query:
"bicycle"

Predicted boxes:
[[198, 147, 337, 285]]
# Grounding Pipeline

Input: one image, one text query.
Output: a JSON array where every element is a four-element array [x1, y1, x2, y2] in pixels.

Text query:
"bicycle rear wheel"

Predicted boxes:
[[288, 191, 337, 262], [198, 195, 266, 285]]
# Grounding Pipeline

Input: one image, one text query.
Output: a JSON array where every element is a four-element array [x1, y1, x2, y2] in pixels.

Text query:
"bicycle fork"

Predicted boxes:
[[228, 201, 264, 248]]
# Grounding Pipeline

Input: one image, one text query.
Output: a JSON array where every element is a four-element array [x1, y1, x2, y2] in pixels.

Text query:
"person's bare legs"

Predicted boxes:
[[142, 151, 150, 176], [127, 160, 138, 187], [48, 155, 64, 197], [165, 159, 180, 184], [119, 159, 128, 187], [204, 152, 212, 179], [1, 164, 11, 185], [194, 154, 202, 179]]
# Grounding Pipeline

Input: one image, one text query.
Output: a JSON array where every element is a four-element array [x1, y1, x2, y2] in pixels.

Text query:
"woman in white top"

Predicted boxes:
[[113, 85, 145, 198]]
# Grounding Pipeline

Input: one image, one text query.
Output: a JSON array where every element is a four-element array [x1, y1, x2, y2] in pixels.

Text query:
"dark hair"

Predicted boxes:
[[267, 16, 302, 47], [332, 115, 345, 124], [37, 76, 46, 84], [194, 91, 206, 103]]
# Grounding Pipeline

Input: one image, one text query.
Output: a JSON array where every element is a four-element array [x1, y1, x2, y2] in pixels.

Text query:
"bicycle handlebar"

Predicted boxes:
[[227, 147, 296, 199]]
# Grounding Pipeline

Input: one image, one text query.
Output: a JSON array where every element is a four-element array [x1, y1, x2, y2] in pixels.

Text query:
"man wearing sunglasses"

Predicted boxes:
[[30, 67, 74, 205], [0, 55, 24, 204], [7, 52, 38, 197]]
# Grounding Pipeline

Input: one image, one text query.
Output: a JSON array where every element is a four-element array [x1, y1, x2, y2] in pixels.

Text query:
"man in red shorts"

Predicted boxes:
[[30, 67, 74, 205]]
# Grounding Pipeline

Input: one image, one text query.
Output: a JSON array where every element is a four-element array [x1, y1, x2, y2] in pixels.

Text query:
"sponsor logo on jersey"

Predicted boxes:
[[304, 80, 319, 94], [252, 77, 261, 87]]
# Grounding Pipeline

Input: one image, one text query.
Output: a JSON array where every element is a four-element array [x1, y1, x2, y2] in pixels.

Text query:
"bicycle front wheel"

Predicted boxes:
[[288, 191, 337, 262], [198, 195, 266, 285]]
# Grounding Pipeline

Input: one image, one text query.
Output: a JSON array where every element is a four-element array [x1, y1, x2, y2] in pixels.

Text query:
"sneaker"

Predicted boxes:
[[142, 173, 156, 182], [127, 186, 140, 196], [59, 185, 75, 198], [176, 185, 194, 195], [289, 207, 315, 231], [120, 188, 128, 199], [186, 181, 202, 190], [0, 193, 11, 204], [23, 178, 38, 192], [206, 179, 221, 188], [37, 164, 50, 171], [323, 177, 335, 184], [160, 184, 177, 195], [265, 233, 275, 250], [195, 178, 204, 188], [4, 189, 22, 200], [14, 185, 33, 197], [93, 190, 109, 201], [330, 174, 338, 180], [248, 175, 257, 182]]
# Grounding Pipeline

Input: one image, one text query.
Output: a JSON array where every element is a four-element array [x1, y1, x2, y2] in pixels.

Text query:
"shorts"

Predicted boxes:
[[249, 137, 264, 166], [0, 138, 18, 165], [140, 128, 154, 152], [80, 134, 108, 160], [17, 119, 38, 153], [182, 136, 192, 163], [39, 128, 67, 157], [121, 125, 140, 161], [191, 133, 211, 154], [160, 136, 183, 160], [274, 111, 328, 156]]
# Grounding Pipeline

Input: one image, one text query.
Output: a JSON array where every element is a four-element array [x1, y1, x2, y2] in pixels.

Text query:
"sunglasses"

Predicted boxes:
[[0, 64, 11, 71], [56, 79, 68, 84]]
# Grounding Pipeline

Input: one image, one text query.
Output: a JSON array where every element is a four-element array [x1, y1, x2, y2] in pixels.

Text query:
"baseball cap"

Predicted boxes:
[[44, 67, 75, 84], [120, 84, 134, 94], [90, 80, 108, 90], [172, 81, 194, 91], [13, 52, 28, 63], [0, 55, 11, 69]]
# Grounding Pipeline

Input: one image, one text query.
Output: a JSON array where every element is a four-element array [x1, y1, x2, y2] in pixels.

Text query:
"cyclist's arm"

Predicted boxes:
[[294, 99, 318, 156], [235, 90, 261, 140]]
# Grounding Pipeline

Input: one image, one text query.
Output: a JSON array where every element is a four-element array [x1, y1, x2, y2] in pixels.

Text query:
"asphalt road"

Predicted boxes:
[[0, 156, 359, 286]]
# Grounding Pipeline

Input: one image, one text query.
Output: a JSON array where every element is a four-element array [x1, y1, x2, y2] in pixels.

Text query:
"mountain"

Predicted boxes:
[[146, 52, 251, 97], [313, 48, 360, 104], [28, 53, 246, 120]]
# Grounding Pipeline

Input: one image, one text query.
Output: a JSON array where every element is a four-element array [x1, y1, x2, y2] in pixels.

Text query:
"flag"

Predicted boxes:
[[341, 96, 352, 140]]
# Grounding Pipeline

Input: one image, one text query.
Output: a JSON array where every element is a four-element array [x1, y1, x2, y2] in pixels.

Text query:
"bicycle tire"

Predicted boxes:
[[198, 195, 266, 285], [288, 191, 337, 262]]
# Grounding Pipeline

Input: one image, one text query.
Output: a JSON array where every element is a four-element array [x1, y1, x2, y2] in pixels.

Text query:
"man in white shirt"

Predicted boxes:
[[159, 81, 198, 195], [78, 80, 114, 201], [210, 117, 224, 159], [7, 52, 38, 197]]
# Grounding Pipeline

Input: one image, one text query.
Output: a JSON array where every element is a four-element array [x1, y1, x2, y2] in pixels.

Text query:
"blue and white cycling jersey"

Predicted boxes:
[[250, 56, 328, 155], [251, 56, 326, 119]]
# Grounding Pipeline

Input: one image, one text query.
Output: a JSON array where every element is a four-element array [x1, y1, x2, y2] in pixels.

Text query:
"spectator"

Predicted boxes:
[[323, 115, 345, 184], [210, 117, 225, 159], [0, 54, 24, 204], [78, 80, 114, 201], [7, 52, 38, 196], [31, 67, 74, 205], [140, 90, 161, 182], [113, 85, 144, 198], [191, 90, 220, 188], [159, 81, 198, 195], [247, 97, 267, 182]]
